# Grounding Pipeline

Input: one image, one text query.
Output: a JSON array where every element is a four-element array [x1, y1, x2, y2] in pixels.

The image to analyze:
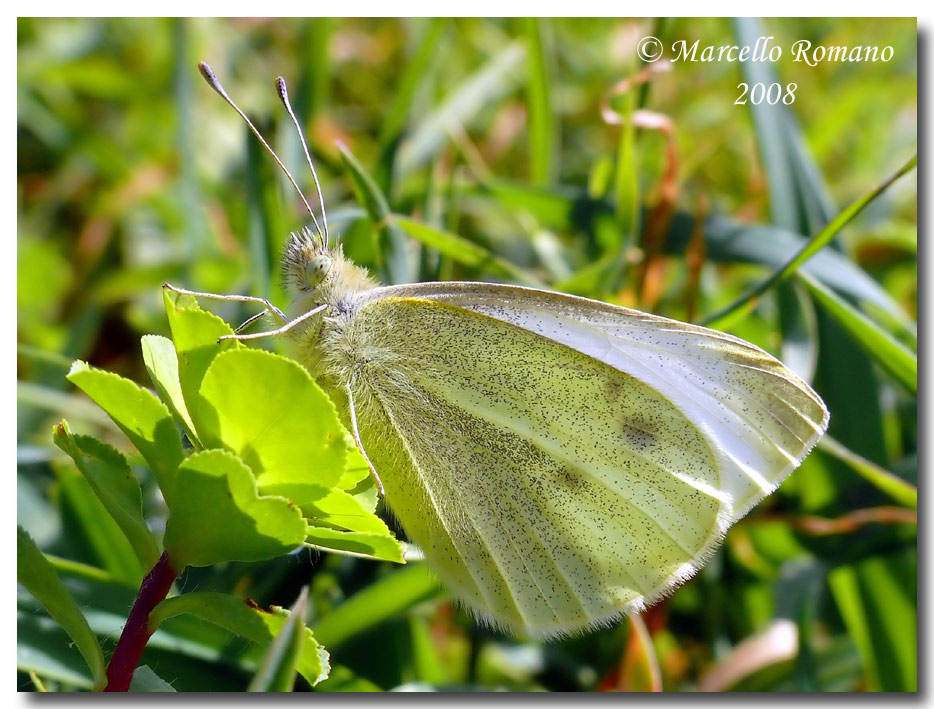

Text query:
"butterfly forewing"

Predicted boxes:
[[368, 283, 830, 516], [342, 287, 811, 636]]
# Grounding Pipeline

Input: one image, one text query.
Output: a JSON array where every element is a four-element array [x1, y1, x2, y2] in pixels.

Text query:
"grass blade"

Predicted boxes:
[[819, 437, 917, 509], [829, 553, 917, 691], [733, 17, 835, 231], [379, 19, 447, 149], [396, 42, 525, 176], [392, 215, 544, 287], [338, 143, 413, 284], [311, 565, 442, 650], [298, 19, 333, 120], [613, 89, 639, 255], [801, 271, 916, 393], [248, 587, 308, 692], [705, 154, 916, 326], [17, 526, 107, 690], [522, 18, 555, 186]]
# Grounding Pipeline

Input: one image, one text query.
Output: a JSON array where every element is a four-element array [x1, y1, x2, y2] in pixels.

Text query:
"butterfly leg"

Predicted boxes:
[[232, 310, 269, 333], [345, 383, 386, 498], [164, 282, 288, 322], [163, 283, 327, 342], [218, 304, 329, 342]]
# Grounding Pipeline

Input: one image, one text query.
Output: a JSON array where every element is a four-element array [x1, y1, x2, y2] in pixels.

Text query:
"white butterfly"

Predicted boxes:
[[173, 64, 828, 637]]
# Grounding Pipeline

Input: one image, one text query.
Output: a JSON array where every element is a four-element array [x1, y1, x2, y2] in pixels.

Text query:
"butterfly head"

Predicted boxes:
[[283, 226, 334, 293]]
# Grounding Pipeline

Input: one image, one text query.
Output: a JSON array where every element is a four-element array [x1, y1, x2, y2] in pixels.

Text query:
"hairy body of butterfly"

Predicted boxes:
[[279, 226, 829, 638]]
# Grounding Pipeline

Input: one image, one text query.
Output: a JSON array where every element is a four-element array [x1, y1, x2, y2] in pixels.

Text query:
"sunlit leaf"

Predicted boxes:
[[67, 360, 184, 503], [163, 450, 307, 568], [197, 349, 347, 490]]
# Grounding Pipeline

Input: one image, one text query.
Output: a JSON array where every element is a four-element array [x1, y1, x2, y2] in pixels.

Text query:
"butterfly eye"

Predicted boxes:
[[305, 254, 332, 288]]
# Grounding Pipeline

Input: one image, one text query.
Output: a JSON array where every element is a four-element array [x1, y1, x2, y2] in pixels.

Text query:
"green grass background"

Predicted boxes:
[[18, 17, 917, 691]]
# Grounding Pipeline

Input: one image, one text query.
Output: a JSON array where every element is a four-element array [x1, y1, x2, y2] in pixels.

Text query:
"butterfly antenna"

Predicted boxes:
[[276, 76, 329, 247], [198, 62, 323, 236]]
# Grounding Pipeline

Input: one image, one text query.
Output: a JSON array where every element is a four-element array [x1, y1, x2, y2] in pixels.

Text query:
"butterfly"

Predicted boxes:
[[171, 63, 828, 638]]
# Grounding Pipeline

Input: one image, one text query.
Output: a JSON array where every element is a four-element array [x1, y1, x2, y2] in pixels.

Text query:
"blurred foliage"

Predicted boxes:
[[18, 17, 916, 692]]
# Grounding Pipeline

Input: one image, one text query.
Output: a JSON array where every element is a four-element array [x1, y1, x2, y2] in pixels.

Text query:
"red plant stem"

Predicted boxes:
[[103, 552, 178, 692]]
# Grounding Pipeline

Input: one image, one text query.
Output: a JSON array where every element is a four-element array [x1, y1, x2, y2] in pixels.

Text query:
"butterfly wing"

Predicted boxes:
[[345, 283, 828, 636]]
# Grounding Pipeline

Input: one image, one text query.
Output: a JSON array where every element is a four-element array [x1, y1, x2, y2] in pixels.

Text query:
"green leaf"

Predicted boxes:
[[44, 554, 115, 584], [344, 476, 380, 517], [255, 608, 330, 689], [298, 487, 393, 535], [784, 155, 914, 288], [464, 178, 911, 327], [800, 272, 916, 394], [248, 587, 309, 692], [408, 612, 448, 686], [17, 606, 95, 690], [337, 437, 372, 490], [699, 215, 912, 329], [150, 591, 329, 687], [67, 360, 184, 503], [314, 664, 383, 692], [257, 477, 389, 536], [473, 179, 610, 233], [810, 304, 888, 478], [52, 422, 161, 569], [197, 349, 347, 490], [305, 525, 405, 564], [775, 280, 820, 387], [141, 334, 199, 447], [17, 379, 116, 429], [162, 287, 240, 439], [299, 18, 332, 120], [338, 445, 381, 515], [245, 110, 287, 301], [171, 18, 211, 267], [392, 215, 543, 287], [734, 17, 835, 232], [17, 526, 107, 691], [19, 575, 254, 691], [129, 666, 177, 692], [163, 449, 307, 568], [311, 565, 442, 649], [55, 465, 145, 585]]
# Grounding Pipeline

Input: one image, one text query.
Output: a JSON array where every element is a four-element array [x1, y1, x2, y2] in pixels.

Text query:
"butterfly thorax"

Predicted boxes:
[[281, 226, 381, 387]]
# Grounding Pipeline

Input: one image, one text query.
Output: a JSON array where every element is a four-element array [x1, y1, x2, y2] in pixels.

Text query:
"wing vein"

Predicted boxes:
[[416, 375, 705, 564], [368, 381, 548, 629], [362, 383, 511, 619]]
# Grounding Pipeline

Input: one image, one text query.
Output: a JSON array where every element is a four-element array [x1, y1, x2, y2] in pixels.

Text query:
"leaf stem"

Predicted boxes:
[[103, 552, 178, 692]]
